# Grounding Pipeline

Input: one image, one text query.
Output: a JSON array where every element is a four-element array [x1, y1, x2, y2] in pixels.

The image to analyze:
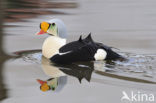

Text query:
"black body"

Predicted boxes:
[[50, 33, 123, 64]]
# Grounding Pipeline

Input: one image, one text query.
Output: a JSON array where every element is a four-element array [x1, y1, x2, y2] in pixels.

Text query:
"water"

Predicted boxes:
[[1, 0, 156, 103], [13, 50, 156, 83]]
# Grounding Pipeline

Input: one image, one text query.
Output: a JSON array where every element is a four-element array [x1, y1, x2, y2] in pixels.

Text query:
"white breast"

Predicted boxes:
[[42, 36, 66, 58]]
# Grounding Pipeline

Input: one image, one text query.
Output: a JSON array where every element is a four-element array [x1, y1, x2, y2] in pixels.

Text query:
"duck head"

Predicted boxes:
[[36, 18, 67, 39], [36, 19, 68, 58]]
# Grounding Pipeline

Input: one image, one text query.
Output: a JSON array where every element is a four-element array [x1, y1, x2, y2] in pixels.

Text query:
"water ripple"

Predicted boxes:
[[13, 50, 156, 83]]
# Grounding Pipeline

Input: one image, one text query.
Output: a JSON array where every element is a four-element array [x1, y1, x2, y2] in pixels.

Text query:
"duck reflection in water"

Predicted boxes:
[[37, 78, 59, 92], [37, 56, 97, 92], [37, 56, 67, 92]]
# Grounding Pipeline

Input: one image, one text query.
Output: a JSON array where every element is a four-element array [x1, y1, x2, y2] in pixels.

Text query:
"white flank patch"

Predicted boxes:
[[94, 49, 107, 60]]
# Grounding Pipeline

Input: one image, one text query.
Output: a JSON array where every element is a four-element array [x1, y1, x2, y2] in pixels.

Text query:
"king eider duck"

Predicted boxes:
[[36, 18, 124, 64]]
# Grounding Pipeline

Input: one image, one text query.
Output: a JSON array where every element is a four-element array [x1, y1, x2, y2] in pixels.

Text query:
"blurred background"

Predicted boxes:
[[0, 0, 156, 103]]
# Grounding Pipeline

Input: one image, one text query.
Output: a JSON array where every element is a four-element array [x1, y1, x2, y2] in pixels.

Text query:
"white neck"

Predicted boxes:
[[42, 36, 66, 58]]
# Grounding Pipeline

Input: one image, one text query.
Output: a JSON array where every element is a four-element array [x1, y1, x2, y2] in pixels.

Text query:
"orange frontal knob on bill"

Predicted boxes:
[[36, 21, 50, 35]]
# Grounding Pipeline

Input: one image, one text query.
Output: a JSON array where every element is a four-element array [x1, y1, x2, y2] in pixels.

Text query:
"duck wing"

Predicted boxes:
[[84, 33, 123, 60], [50, 33, 124, 64], [50, 38, 98, 64]]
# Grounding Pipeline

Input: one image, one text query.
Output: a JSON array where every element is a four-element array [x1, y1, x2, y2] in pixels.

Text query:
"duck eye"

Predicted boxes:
[[52, 23, 55, 26]]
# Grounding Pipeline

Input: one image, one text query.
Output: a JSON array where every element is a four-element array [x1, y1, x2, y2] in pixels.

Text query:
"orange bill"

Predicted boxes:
[[36, 30, 46, 35]]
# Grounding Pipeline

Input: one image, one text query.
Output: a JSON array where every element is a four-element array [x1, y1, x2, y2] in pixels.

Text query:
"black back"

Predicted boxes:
[[50, 33, 123, 64]]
